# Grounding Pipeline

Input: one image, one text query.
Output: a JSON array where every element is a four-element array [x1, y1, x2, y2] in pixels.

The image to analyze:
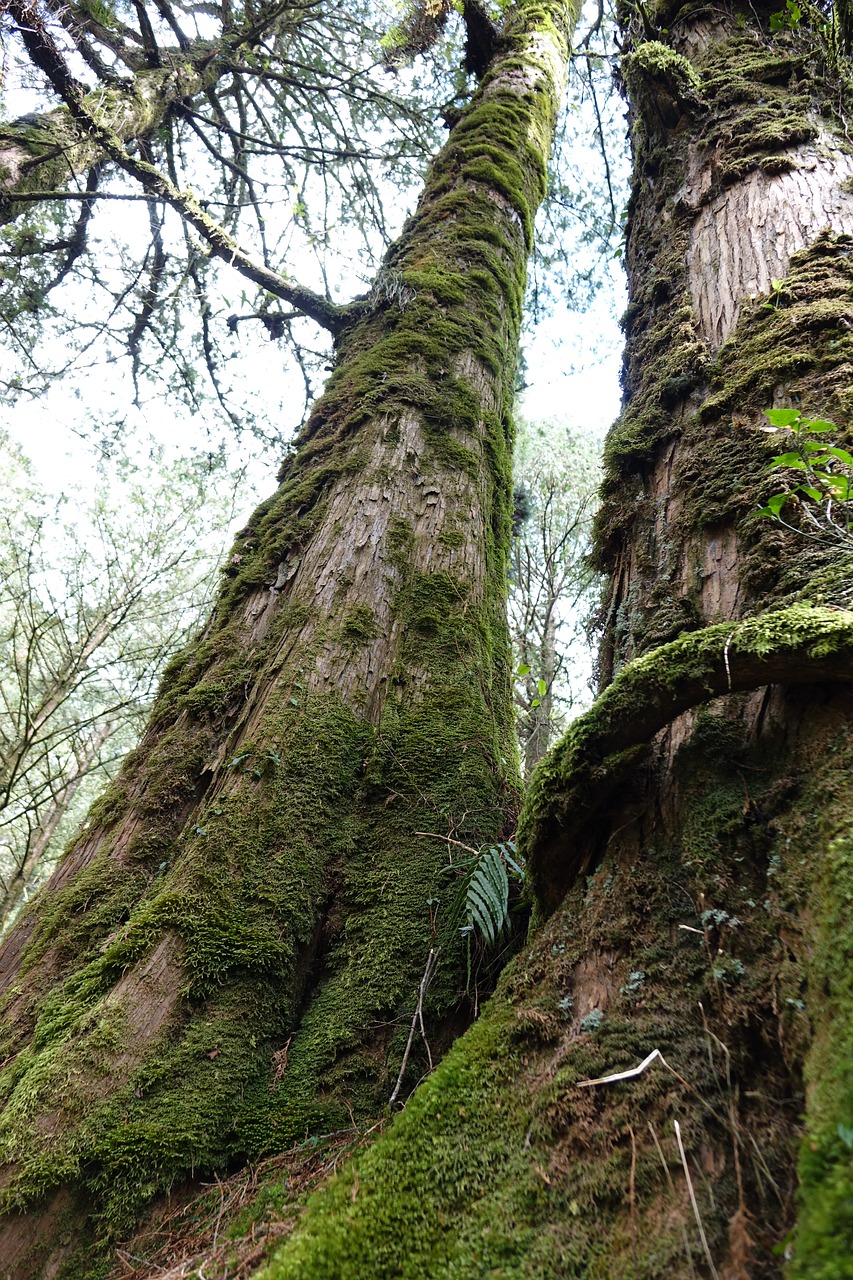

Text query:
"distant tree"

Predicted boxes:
[[0, 437, 243, 930], [509, 421, 600, 775]]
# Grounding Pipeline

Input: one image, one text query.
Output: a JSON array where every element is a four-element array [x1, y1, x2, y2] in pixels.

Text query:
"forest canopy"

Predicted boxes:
[[0, 0, 625, 447]]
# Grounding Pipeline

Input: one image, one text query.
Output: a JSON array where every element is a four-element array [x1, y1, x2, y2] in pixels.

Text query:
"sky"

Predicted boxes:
[[5, 303, 623, 502], [1, 0, 627, 514], [0, 0, 628, 654]]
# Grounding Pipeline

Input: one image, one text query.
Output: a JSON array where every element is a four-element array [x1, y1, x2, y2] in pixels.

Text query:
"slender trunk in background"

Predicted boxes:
[[522, 607, 557, 777], [257, 5, 853, 1277], [0, 3, 578, 1274], [0, 719, 115, 932]]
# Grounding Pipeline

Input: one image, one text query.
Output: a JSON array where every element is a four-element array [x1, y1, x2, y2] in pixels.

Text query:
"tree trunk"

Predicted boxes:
[[0, 3, 578, 1274], [249, 6, 853, 1277]]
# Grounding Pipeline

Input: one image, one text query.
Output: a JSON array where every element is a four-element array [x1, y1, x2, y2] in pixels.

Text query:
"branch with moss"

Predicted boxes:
[[3, 0, 356, 334], [519, 603, 853, 915], [0, 60, 206, 226]]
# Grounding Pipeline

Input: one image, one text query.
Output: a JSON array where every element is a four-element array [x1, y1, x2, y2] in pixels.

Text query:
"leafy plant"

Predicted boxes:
[[769, 0, 802, 31], [515, 663, 549, 709], [761, 276, 787, 309], [442, 841, 525, 950], [755, 409, 853, 544]]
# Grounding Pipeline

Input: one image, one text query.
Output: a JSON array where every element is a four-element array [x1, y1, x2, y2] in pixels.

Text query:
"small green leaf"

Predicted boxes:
[[516, 663, 531, 676], [537, 678, 547, 696], [838, 1123, 853, 1150], [764, 409, 801, 428], [799, 418, 837, 433], [768, 451, 805, 468]]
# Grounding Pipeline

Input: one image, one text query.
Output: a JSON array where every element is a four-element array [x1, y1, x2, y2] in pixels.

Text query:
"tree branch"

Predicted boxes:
[[520, 604, 853, 915], [3, 0, 356, 333]]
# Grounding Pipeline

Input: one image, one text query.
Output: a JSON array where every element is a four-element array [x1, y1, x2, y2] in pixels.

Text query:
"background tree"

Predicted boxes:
[[0, 2, 584, 1274], [0, 435, 245, 931], [509, 419, 600, 776]]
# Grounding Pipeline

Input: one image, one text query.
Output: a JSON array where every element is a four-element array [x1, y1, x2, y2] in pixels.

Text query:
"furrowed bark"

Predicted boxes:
[[0, 2, 578, 1274], [247, 6, 853, 1278]]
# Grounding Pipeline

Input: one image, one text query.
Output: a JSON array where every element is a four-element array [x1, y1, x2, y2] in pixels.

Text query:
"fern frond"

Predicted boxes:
[[437, 839, 525, 951]]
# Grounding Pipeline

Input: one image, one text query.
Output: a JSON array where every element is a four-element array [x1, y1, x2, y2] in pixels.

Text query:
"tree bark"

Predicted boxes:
[[0, 3, 578, 1274], [248, 6, 853, 1278]]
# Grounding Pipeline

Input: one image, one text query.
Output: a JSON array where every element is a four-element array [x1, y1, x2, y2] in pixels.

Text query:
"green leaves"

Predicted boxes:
[[769, 0, 802, 30], [442, 841, 525, 951], [465, 846, 510, 949], [755, 409, 853, 541]]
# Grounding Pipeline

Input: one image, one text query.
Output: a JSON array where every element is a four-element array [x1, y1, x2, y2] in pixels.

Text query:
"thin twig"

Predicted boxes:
[[576, 1047, 692, 1092], [210, 1176, 226, 1250], [628, 1124, 637, 1265], [723, 631, 735, 691], [648, 1123, 697, 1280], [674, 1119, 720, 1280], [389, 947, 439, 1105], [414, 831, 481, 858]]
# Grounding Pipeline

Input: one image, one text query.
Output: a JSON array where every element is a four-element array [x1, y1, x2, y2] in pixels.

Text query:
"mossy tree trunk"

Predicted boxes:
[[252, 5, 853, 1277], [0, 3, 578, 1274]]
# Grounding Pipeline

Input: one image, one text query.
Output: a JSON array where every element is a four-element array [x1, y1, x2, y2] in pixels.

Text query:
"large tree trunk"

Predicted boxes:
[[0, 3, 578, 1275], [247, 5, 853, 1277]]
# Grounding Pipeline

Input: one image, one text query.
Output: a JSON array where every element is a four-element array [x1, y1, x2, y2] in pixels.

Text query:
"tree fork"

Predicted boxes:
[[238, 5, 853, 1277]]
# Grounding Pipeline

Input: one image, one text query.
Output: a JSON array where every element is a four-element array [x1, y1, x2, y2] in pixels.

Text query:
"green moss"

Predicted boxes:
[[0, 1, 577, 1264], [696, 31, 820, 185], [338, 604, 380, 646], [440, 523, 467, 549], [519, 603, 853, 913], [786, 818, 853, 1269], [255, 733, 797, 1278]]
